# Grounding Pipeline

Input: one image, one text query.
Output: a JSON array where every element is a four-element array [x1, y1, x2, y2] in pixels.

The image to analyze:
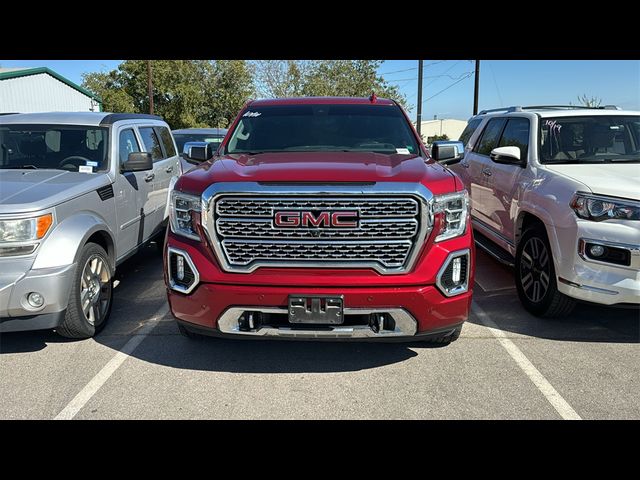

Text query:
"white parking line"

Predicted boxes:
[[54, 304, 169, 420], [471, 301, 582, 420]]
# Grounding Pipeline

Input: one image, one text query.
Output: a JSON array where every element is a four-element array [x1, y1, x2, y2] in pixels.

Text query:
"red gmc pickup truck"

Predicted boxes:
[[164, 96, 474, 343]]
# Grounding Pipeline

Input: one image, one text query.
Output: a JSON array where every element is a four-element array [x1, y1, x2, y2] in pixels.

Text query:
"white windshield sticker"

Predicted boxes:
[[79, 165, 93, 173], [243, 111, 262, 118], [545, 119, 562, 133], [86, 160, 98, 167], [396, 148, 410, 154]]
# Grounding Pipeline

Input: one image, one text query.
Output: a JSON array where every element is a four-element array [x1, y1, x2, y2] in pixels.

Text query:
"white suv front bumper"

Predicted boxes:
[[553, 219, 640, 306]]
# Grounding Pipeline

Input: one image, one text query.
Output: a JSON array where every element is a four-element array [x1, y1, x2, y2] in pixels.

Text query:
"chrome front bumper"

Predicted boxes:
[[216, 306, 418, 339]]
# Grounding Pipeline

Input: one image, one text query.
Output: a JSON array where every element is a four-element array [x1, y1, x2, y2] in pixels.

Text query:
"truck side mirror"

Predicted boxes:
[[431, 141, 465, 165], [122, 152, 153, 172], [183, 142, 214, 164]]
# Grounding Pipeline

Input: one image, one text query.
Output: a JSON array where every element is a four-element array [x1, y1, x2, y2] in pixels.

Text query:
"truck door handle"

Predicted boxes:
[[144, 173, 155, 182], [461, 162, 470, 168], [482, 168, 492, 176], [165, 166, 173, 173]]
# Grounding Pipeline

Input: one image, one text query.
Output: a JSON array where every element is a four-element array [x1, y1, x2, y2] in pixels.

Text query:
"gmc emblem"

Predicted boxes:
[[274, 210, 359, 228]]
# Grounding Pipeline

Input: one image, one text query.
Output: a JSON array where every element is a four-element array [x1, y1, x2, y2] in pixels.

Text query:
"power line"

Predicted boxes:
[[422, 72, 474, 104], [424, 60, 462, 88], [379, 60, 447, 76]]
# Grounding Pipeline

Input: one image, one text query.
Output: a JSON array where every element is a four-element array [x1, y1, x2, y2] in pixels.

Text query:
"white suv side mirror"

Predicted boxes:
[[490, 146, 523, 166]]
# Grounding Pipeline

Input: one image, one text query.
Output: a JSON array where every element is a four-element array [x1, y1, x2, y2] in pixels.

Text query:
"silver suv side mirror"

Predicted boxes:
[[431, 141, 464, 165], [183, 142, 214, 164]]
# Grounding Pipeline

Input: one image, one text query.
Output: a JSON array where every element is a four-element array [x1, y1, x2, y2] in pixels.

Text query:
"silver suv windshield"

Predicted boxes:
[[225, 104, 420, 155], [540, 115, 640, 164], [0, 124, 109, 171]]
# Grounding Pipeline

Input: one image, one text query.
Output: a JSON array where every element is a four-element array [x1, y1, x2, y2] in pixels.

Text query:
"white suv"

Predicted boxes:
[[437, 105, 640, 316]]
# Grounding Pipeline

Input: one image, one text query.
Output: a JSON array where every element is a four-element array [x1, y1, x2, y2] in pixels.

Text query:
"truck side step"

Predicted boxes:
[[474, 231, 515, 268]]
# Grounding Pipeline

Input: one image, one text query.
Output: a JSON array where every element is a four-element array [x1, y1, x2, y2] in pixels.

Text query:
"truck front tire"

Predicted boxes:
[[57, 243, 113, 339]]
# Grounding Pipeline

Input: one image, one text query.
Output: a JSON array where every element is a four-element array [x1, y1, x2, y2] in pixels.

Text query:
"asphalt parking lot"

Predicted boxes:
[[1, 242, 638, 420]]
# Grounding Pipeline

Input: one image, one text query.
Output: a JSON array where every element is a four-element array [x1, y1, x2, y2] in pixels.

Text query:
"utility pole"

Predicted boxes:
[[147, 60, 154, 115], [416, 60, 423, 137], [473, 60, 480, 115]]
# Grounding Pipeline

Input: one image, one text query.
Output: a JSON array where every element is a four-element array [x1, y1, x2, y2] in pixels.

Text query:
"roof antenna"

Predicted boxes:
[[369, 91, 377, 103]]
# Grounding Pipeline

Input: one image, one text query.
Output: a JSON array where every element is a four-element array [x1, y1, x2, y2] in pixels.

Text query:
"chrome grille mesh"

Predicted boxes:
[[211, 195, 424, 272], [217, 218, 418, 239], [223, 241, 413, 267], [216, 197, 418, 217]]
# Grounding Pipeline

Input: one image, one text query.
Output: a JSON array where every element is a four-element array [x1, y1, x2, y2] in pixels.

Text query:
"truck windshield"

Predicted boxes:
[[540, 115, 640, 164], [225, 104, 420, 155], [0, 124, 109, 171]]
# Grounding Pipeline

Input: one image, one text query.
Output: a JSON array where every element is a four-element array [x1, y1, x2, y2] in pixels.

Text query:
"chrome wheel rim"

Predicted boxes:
[[80, 255, 111, 326], [519, 237, 551, 304]]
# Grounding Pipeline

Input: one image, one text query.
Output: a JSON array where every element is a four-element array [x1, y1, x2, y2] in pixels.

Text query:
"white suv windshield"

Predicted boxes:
[[540, 115, 640, 164], [0, 124, 109, 171], [225, 104, 420, 155]]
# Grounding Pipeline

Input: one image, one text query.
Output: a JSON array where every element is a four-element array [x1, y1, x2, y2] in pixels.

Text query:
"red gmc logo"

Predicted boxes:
[[274, 211, 359, 228]]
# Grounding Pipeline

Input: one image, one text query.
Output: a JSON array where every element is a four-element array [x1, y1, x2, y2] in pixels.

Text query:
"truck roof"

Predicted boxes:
[[0, 111, 164, 126], [248, 96, 396, 107]]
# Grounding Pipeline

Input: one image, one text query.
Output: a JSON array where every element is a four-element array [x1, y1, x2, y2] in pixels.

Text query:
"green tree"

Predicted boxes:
[[426, 133, 449, 144], [81, 60, 254, 129], [81, 70, 136, 113], [253, 60, 409, 110]]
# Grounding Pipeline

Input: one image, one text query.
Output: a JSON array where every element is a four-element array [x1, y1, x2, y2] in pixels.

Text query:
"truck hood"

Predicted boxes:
[[545, 163, 640, 200], [177, 152, 457, 196], [0, 170, 112, 214]]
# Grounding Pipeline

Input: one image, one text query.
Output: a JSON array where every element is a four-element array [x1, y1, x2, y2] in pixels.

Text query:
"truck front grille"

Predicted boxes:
[[208, 194, 429, 274]]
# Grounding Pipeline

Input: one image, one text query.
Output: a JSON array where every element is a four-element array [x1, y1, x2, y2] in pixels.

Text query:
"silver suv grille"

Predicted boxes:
[[209, 195, 427, 273]]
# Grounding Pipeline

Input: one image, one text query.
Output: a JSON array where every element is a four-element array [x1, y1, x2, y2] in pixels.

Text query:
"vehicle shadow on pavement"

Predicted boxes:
[[471, 287, 640, 343], [472, 249, 639, 343], [106, 322, 433, 373]]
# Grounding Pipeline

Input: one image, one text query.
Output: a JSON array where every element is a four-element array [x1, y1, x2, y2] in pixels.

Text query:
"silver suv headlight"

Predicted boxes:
[[169, 191, 202, 240], [0, 213, 54, 256], [433, 190, 469, 242], [570, 192, 640, 221]]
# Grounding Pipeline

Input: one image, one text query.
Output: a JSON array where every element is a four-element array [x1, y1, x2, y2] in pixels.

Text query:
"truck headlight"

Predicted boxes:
[[169, 191, 202, 240], [570, 192, 640, 221], [0, 213, 53, 242], [433, 190, 469, 242]]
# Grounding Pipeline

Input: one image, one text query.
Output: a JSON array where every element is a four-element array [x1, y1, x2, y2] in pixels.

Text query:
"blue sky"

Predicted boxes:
[[2, 59, 638, 121]]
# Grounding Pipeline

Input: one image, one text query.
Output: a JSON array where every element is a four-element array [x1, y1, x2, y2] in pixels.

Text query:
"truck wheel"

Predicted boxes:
[[515, 225, 575, 318], [57, 243, 113, 339]]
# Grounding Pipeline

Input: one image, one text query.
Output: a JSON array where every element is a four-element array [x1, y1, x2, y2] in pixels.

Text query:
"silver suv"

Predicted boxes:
[[0, 112, 180, 338]]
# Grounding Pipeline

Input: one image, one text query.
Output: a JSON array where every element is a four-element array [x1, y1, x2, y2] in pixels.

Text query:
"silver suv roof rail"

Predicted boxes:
[[477, 105, 620, 115]]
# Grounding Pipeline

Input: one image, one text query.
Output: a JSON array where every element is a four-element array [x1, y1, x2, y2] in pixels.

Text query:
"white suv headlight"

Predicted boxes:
[[433, 190, 469, 242], [570, 192, 640, 221], [169, 191, 202, 240]]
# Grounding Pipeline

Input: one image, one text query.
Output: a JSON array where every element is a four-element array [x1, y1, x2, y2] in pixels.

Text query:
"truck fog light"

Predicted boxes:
[[589, 244, 605, 257], [452, 257, 462, 283], [176, 255, 185, 281], [27, 292, 45, 308]]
